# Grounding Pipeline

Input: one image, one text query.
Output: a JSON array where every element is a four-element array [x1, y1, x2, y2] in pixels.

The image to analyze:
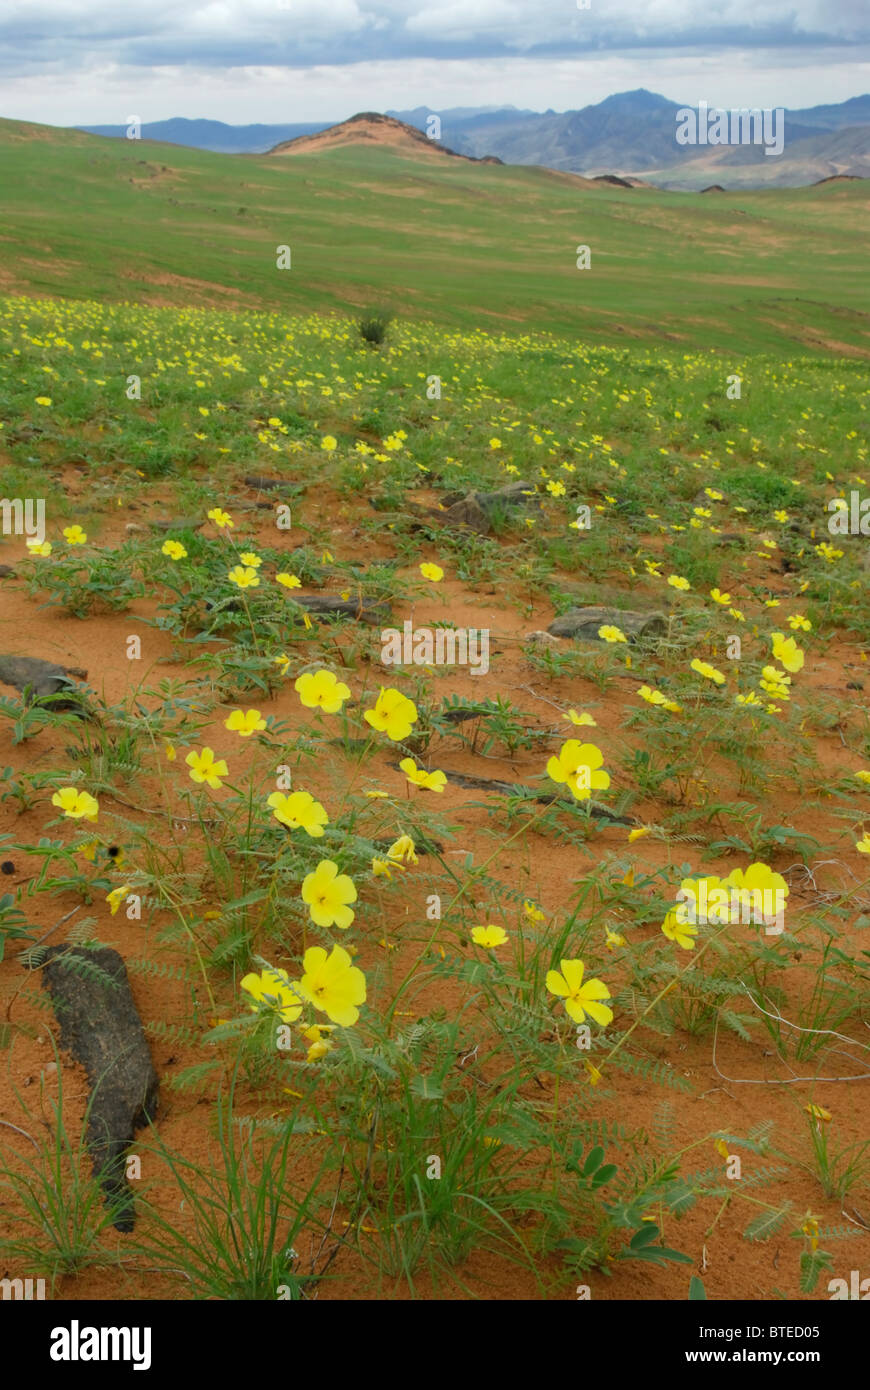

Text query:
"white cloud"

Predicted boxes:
[[0, 0, 867, 124], [4, 49, 868, 127]]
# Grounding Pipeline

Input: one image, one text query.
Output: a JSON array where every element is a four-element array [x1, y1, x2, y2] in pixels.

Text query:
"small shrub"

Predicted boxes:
[[357, 309, 394, 346]]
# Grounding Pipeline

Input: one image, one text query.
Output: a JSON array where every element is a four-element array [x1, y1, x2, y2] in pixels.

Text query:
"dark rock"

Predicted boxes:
[[593, 173, 634, 188], [0, 655, 89, 712], [0, 565, 16, 578], [41, 945, 158, 1232], [547, 606, 667, 643], [149, 517, 205, 533], [244, 475, 283, 490], [440, 494, 492, 534], [293, 594, 389, 625], [411, 480, 541, 537]]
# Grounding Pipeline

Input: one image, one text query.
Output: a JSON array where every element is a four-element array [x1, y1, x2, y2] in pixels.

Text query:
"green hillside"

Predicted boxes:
[[0, 116, 868, 355]]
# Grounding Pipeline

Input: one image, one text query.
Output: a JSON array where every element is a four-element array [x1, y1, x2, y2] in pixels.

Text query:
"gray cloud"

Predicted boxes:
[[1, 0, 868, 79]]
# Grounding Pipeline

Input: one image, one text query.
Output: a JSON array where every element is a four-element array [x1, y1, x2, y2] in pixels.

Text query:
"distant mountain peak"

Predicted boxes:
[[595, 89, 677, 109]]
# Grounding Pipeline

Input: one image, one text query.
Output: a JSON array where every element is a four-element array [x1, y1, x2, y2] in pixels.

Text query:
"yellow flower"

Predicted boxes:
[[710, 588, 731, 605], [399, 758, 447, 793], [161, 540, 187, 559], [805, 1103, 831, 1123], [523, 899, 545, 922], [228, 565, 260, 589], [728, 608, 745, 623], [605, 926, 626, 950], [239, 552, 262, 568], [364, 687, 418, 741], [52, 787, 99, 822], [564, 709, 596, 726], [724, 862, 788, 925], [207, 508, 234, 529], [661, 907, 698, 950], [546, 959, 613, 1026], [241, 966, 303, 1024], [585, 1061, 603, 1086], [771, 632, 804, 673], [856, 833, 870, 855], [301, 1023, 335, 1061], [690, 658, 725, 685], [546, 740, 610, 802], [677, 874, 732, 927], [387, 834, 417, 865], [489, 437, 502, 449], [62, 525, 87, 545], [638, 685, 681, 712], [471, 924, 508, 948], [106, 885, 132, 916], [301, 860, 357, 929], [736, 690, 762, 707], [185, 747, 228, 789], [598, 624, 627, 644], [667, 574, 691, 591], [225, 708, 266, 737], [26, 540, 52, 556], [276, 572, 302, 589], [371, 857, 393, 878], [299, 944, 366, 1025], [365, 788, 388, 799], [855, 771, 870, 786], [268, 790, 329, 838], [295, 669, 351, 713], [35, 395, 52, 406], [788, 614, 811, 632], [759, 665, 791, 699], [815, 542, 842, 562], [78, 839, 100, 862], [419, 562, 444, 582], [164, 741, 177, 761], [273, 653, 291, 675], [321, 435, 337, 451], [715, 1138, 730, 1160], [628, 826, 650, 843]]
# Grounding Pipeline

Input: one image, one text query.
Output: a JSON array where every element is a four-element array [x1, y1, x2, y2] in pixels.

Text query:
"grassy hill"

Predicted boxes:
[[0, 116, 868, 355]]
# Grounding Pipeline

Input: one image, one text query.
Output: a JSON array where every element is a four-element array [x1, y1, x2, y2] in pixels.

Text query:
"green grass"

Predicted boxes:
[[0, 117, 868, 354]]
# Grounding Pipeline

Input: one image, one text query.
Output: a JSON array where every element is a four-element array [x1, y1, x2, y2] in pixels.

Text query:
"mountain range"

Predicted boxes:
[[77, 89, 870, 189]]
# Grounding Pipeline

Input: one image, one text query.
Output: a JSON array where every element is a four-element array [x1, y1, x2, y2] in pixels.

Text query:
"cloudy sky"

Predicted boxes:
[[3, 0, 869, 126]]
